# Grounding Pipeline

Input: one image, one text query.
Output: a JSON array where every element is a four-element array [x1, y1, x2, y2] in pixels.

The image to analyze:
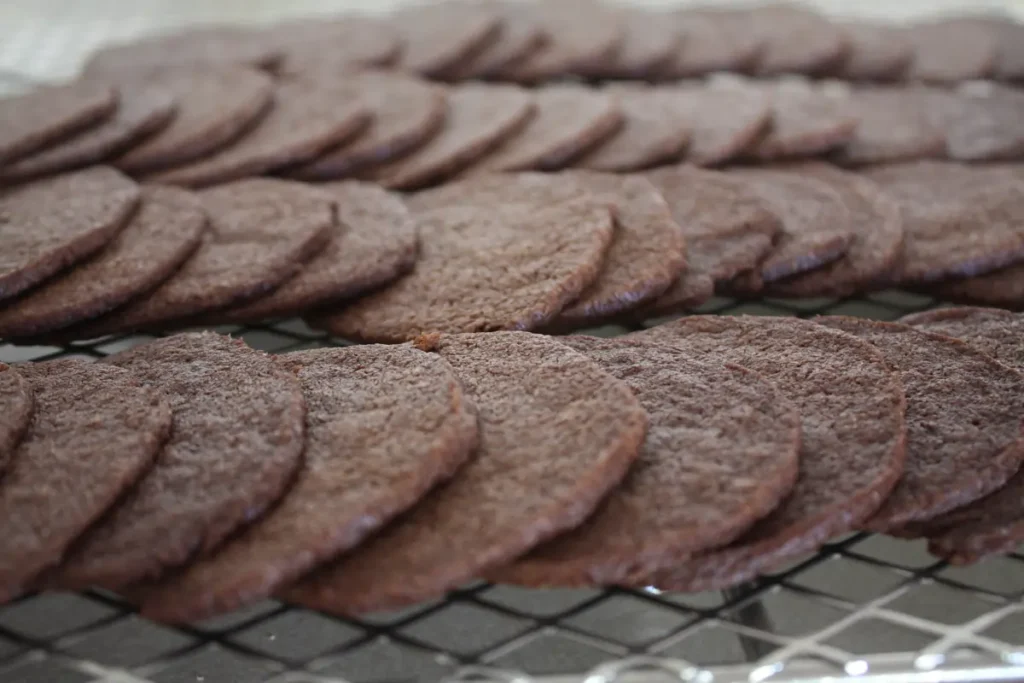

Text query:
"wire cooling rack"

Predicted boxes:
[[2, 1, 1024, 682]]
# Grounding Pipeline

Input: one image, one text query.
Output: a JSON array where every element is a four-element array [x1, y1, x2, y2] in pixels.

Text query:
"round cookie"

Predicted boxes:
[[863, 161, 1024, 284], [48, 332, 306, 590], [445, 6, 544, 80], [391, 4, 500, 79], [82, 24, 283, 77], [287, 74, 446, 181], [0, 359, 172, 602], [283, 331, 647, 615], [672, 86, 772, 167], [905, 19, 997, 83], [834, 22, 912, 81], [816, 317, 1024, 531], [899, 307, 1023, 366], [146, 79, 370, 188], [0, 84, 175, 182], [663, 9, 764, 78], [749, 5, 850, 76], [364, 83, 535, 191], [574, 86, 692, 172], [631, 316, 906, 591], [764, 163, 904, 299], [115, 67, 274, 175], [309, 176, 614, 342], [138, 343, 478, 623], [550, 172, 687, 328], [637, 166, 781, 317], [55, 178, 332, 339], [0, 82, 116, 165], [983, 16, 1024, 81], [0, 167, 140, 303], [267, 17, 402, 78], [492, 335, 801, 587], [0, 186, 206, 339], [830, 88, 946, 166], [470, 84, 622, 172], [727, 167, 853, 285], [744, 84, 860, 161], [0, 365, 32, 477], [599, 9, 682, 79], [932, 265, 1024, 310], [923, 84, 1024, 162], [210, 181, 417, 324]]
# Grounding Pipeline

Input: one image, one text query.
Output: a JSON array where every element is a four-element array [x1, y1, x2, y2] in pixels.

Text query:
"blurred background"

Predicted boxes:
[[1, 0, 1023, 81]]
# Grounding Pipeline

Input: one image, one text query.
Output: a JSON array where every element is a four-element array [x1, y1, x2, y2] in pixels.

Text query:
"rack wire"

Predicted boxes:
[[1, 2, 1023, 681]]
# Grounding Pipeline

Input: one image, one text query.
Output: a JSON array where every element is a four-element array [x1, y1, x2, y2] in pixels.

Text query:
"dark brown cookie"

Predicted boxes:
[[599, 8, 683, 79], [115, 67, 274, 175], [550, 173, 687, 328], [48, 332, 306, 590], [82, 24, 282, 77], [0, 84, 175, 182], [816, 317, 1024, 531], [833, 22, 912, 81], [364, 83, 534, 191], [663, 9, 764, 78], [287, 74, 446, 181], [499, 2, 622, 82], [210, 181, 417, 324], [468, 84, 622, 172], [309, 175, 613, 342], [727, 167, 853, 285], [933, 265, 1024, 309], [631, 316, 906, 591], [138, 343, 478, 623], [0, 359, 171, 602], [899, 307, 1023, 364], [573, 86, 692, 172], [283, 331, 647, 615], [863, 161, 1024, 284], [0, 364, 32, 476], [0, 167, 139, 302], [906, 18, 998, 83], [0, 186, 206, 339], [921, 84, 1024, 162], [982, 16, 1024, 81], [763, 163, 904, 299], [54, 178, 332, 339], [742, 82, 860, 161], [444, 3, 545, 80], [671, 86, 772, 167], [267, 17, 402, 78], [492, 335, 800, 587], [749, 5, 849, 76], [829, 88, 946, 166], [147, 79, 369, 188], [637, 166, 781, 317], [0, 82, 116, 165], [391, 4, 500, 78]]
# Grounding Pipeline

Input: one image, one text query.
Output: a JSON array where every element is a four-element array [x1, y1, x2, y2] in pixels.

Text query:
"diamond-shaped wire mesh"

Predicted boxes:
[[2, 1, 1024, 682]]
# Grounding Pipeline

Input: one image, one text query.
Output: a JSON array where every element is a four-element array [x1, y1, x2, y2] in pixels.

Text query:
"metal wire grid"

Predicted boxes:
[[0, 293, 1023, 683]]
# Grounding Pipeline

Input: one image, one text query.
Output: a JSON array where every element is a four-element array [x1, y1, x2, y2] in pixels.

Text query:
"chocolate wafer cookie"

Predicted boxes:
[[0, 365, 32, 476], [147, 79, 370, 187], [138, 343, 478, 623], [54, 178, 332, 339], [365, 83, 534, 190], [749, 5, 849, 76], [0, 167, 139, 302], [671, 86, 772, 167], [863, 161, 1024, 284], [816, 317, 1024, 532], [283, 331, 647, 615], [600, 8, 682, 79], [267, 17, 402, 78], [287, 74, 446, 181], [0, 82, 116, 165], [115, 67, 274, 175], [663, 9, 764, 78], [0, 83, 176, 182], [48, 333, 306, 590], [391, 3, 500, 79], [211, 182, 417, 323], [0, 186, 206, 339], [834, 21, 912, 81], [0, 359, 171, 602], [310, 175, 613, 342], [922, 84, 1024, 162], [631, 316, 906, 591], [830, 88, 946, 166], [492, 335, 800, 587], [445, 3, 544, 80], [744, 83, 859, 161], [906, 18, 997, 83]]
